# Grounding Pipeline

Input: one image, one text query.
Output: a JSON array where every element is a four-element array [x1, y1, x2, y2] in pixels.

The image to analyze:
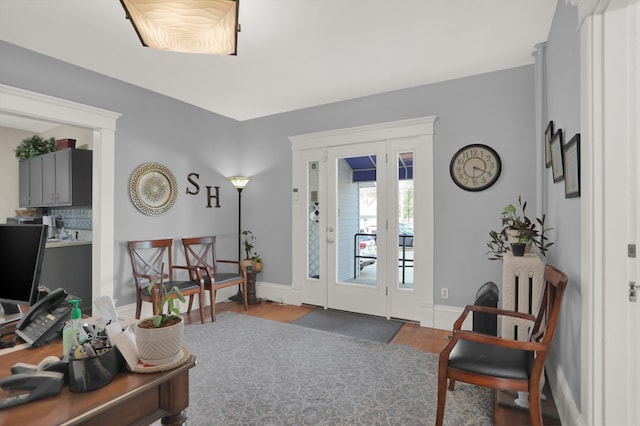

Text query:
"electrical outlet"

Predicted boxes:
[[441, 288, 449, 299]]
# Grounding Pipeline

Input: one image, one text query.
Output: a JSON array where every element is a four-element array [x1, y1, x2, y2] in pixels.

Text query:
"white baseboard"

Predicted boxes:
[[546, 350, 584, 426], [431, 304, 472, 331], [116, 282, 295, 320]]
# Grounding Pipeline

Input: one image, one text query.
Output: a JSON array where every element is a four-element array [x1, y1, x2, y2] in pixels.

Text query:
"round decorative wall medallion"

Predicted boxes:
[[129, 162, 178, 216]]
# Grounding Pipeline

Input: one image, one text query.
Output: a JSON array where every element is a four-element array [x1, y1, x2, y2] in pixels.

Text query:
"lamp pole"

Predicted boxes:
[[228, 176, 250, 301]]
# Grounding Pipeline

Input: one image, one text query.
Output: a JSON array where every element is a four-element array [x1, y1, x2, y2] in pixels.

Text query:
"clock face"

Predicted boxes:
[[449, 144, 501, 191]]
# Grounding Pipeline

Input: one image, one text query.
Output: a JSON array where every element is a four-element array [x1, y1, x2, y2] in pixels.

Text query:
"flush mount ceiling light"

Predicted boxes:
[[119, 0, 240, 55]]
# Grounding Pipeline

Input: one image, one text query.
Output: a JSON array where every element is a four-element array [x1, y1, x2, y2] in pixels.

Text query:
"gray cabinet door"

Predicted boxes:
[[18, 157, 43, 207], [42, 152, 56, 205], [54, 149, 71, 205], [29, 156, 43, 206], [18, 159, 30, 207]]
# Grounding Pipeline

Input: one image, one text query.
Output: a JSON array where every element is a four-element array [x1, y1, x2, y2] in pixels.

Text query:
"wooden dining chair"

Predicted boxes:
[[182, 236, 248, 321], [436, 264, 568, 426], [127, 238, 206, 324]]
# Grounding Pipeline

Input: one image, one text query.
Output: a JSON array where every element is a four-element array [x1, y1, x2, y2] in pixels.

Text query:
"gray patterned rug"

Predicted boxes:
[[184, 312, 492, 425]]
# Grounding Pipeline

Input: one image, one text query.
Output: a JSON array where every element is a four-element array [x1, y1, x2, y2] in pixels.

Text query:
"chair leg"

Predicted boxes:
[[187, 295, 194, 313], [448, 379, 456, 391], [435, 369, 448, 426], [209, 289, 216, 322], [529, 378, 544, 426], [135, 300, 142, 319], [198, 290, 205, 324]]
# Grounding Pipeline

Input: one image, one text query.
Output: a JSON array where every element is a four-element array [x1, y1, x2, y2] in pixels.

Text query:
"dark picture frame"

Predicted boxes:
[[544, 121, 554, 168], [564, 133, 581, 198], [550, 129, 564, 182]]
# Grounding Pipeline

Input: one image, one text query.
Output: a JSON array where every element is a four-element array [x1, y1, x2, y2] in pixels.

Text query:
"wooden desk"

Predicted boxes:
[[0, 339, 196, 426]]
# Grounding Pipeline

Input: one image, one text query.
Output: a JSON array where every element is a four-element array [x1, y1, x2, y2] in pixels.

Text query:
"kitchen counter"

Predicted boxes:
[[45, 239, 92, 248]]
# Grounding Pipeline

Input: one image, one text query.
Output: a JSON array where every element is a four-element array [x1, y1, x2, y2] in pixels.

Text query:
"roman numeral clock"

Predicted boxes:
[[449, 144, 502, 191]]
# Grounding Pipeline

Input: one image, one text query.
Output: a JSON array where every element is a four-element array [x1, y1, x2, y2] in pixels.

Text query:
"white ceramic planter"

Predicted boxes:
[[135, 316, 184, 366]]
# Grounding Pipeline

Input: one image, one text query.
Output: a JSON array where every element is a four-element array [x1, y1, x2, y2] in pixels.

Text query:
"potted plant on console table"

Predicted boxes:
[[486, 195, 553, 260], [135, 278, 185, 366]]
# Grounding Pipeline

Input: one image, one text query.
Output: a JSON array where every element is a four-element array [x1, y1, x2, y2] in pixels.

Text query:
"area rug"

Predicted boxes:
[[291, 308, 405, 343], [183, 312, 492, 425]]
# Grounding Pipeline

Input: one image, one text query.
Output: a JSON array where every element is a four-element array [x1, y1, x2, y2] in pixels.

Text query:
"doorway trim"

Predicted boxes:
[[290, 116, 436, 326], [0, 84, 120, 310]]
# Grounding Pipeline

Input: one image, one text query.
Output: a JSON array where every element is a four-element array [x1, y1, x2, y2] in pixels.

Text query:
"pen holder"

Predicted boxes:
[[68, 346, 124, 392]]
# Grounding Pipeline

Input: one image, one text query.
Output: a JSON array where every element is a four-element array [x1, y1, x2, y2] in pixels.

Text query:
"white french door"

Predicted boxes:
[[326, 142, 388, 316], [290, 117, 435, 323]]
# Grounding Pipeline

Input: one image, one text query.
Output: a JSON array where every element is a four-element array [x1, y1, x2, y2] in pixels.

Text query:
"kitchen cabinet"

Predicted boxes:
[[19, 148, 92, 207], [18, 156, 43, 207]]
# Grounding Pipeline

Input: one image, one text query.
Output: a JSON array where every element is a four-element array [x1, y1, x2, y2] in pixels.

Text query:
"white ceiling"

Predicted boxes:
[[0, 0, 556, 122]]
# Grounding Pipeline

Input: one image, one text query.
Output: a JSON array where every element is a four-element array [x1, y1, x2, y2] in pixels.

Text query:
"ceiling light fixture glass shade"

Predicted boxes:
[[119, 0, 240, 55], [228, 176, 251, 189]]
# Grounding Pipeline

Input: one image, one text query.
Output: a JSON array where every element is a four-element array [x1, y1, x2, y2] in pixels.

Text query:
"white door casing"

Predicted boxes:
[[0, 84, 119, 313], [577, 1, 639, 425], [290, 116, 435, 324]]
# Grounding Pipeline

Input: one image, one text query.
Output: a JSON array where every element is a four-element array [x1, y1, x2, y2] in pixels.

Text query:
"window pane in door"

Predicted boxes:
[[337, 156, 377, 287], [398, 152, 414, 289], [308, 161, 320, 279]]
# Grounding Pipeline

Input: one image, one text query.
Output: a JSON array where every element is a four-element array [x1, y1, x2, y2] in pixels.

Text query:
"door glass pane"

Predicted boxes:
[[308, 161, 320, 279], [337, 156, 377, 287], [398, 152, 414, 289]]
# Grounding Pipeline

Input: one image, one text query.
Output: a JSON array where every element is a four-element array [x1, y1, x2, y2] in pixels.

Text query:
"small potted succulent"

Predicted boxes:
[[486, 196, 553, 260], [251, 253, 263, 273], [135, 278, 185, 366]]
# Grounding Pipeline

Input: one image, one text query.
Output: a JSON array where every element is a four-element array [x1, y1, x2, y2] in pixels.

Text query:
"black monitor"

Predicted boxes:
[[0, 224, 48, 324]]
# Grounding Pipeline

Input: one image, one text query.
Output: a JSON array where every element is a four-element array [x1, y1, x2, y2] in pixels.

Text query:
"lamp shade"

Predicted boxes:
[[228, 176, 250, 189], [120, 0, 240, 55]]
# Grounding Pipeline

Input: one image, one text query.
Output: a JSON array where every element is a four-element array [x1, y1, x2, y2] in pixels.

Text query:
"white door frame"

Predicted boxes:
[[290, 116, 436, 325], [577, 1, 639, 425], [0, 84, 119, 313]]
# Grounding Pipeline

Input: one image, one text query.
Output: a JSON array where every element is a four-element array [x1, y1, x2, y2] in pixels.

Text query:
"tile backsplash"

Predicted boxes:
[[49, 207, 92, 230]]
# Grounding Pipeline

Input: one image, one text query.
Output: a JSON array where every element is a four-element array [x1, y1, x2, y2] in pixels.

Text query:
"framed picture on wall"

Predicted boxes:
[[564, 133, 581, 198], [544, 121, 554, 168], [550, 129, 564, 182]]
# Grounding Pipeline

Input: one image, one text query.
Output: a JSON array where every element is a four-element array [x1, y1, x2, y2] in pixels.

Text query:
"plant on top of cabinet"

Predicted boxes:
[[14, 135, 56, 160]]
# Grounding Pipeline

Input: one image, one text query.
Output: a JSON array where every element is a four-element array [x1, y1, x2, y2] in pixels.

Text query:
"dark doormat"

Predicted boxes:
[[291, 309, 404, 343]]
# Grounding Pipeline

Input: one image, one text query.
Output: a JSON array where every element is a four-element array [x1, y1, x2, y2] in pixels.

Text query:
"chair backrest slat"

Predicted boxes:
[[128, 239, 174, 287], [529, 264, 567, 346], [182, 236, 218, 274]]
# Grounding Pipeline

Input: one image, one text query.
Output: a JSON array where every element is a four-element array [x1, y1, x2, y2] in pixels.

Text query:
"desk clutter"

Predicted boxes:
[[0, 295, 188, 410]]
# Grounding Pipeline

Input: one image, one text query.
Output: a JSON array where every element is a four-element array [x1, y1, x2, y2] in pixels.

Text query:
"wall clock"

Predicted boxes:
[[449, 144, 501, 191]]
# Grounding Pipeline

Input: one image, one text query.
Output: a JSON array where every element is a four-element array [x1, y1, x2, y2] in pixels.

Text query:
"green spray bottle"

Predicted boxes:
[[62, 299, 82, 357]]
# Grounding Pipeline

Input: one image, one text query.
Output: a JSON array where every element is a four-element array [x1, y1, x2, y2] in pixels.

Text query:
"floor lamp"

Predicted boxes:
[[228, 176, 250, 301]]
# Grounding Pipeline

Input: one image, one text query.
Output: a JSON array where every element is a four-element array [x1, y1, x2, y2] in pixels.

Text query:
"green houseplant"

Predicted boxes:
[[241, 230, 264, 272], [135, 279, 186, 366], [486, 196, 553, 260], [14, 135, 56, 160], [138, 281, 185, 328]]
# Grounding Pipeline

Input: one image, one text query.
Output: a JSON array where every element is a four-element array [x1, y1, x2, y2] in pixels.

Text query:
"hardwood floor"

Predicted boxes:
[[183, 299, 560, 425]]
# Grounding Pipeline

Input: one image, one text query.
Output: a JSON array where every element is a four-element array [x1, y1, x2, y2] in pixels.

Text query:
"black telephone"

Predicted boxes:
[[14, 288, 72, 347]]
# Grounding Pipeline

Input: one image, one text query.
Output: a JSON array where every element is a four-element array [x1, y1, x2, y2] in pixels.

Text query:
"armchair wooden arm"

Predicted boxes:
[[452, 304, 536, 331]]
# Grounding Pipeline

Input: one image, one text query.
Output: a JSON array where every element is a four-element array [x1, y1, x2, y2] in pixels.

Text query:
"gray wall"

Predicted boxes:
[[544, 0, 582, 409]]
